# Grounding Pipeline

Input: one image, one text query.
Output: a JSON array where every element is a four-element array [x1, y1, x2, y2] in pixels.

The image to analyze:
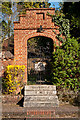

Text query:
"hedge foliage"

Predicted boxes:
[[51, 37, 80, 91]]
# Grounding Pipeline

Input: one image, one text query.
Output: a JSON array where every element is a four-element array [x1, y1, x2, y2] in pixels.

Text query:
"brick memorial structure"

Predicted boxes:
[[14, 8, 62, 83], [14, 8, 61, 107]]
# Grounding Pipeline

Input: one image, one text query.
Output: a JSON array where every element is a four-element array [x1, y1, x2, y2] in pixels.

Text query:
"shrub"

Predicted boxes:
[[2, 65, 25, 94], [51, 37, 80, 91]]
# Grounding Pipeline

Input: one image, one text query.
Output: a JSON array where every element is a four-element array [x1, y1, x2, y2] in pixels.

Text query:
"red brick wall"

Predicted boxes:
[[14, 8, 62, 83]]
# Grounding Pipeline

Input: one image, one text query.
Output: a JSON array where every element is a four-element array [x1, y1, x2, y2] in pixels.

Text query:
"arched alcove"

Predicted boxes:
[[27, 36, 53, 84]]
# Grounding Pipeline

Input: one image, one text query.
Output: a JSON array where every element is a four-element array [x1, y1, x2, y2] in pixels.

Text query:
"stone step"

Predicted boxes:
[[24, 102, 59, 107], [24, 85, 59, 107], [24, 96, 58, 101], [25, 85, 56, 91], [24, 90, 56, 96]]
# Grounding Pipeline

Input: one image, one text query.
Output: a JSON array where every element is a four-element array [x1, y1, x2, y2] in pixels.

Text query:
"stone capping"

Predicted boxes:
[[19, 15, 26, 17], [14, 28, 54, 30], [14, 21, 20, 23], [25, 8, 55, 10], [14, 27, 59, 30], [2, 95, 23, 103]]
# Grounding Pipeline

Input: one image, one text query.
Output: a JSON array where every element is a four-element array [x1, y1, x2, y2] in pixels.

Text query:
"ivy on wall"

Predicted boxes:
[[46, 12, 70, 43], [47, 12, 80, 92]]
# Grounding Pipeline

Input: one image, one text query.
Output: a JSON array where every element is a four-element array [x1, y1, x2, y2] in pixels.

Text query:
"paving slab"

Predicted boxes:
[[2, 103, 80, 119]]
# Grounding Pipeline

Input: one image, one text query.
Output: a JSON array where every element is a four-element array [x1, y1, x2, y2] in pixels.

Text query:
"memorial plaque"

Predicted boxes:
[[35, 62, 45, 71]]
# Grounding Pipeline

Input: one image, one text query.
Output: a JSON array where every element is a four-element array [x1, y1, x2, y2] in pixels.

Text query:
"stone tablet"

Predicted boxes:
[[35, 62, 45, 71]]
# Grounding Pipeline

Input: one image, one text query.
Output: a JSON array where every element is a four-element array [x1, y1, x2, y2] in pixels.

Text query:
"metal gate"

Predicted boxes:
[[27, 36, 53, 85]]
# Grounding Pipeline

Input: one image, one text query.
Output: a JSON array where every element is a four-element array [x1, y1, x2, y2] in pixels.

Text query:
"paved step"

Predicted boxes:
[[24, 85, 59, 107], [24, 96, 58, 101], [24, 102, 59, 107], [24, 90, 56, 96], [25, 85, 56, 91]]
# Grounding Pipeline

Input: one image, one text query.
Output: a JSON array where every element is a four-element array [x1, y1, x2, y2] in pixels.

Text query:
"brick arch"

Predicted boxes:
[[24, 32, 56, 43], [24, 33, 56, 83]]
